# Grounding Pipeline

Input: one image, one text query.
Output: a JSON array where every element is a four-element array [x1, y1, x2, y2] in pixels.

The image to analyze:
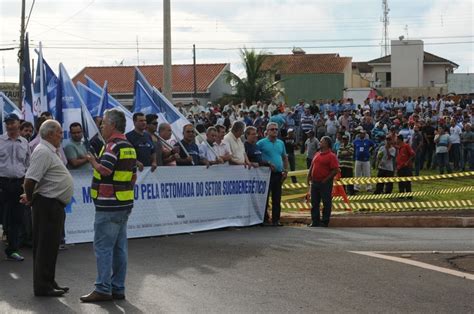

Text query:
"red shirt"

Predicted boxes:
[[310, 150, 339, 182], [396, 142, 415, 170]]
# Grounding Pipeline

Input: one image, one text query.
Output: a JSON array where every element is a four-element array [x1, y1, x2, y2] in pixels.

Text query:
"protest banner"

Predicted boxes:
[[65, 165, 271, 243]]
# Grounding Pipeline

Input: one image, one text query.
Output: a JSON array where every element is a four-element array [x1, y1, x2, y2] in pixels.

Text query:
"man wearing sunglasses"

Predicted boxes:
[[256, 122, 289, 226]]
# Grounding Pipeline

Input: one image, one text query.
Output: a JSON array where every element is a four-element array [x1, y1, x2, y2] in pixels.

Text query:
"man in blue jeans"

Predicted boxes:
[[82, 109, 137, 302], [307, 136, 339, 227]]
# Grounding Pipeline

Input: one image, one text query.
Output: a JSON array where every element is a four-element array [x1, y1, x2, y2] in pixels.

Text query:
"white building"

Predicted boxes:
[[368, 40, 458, 88]]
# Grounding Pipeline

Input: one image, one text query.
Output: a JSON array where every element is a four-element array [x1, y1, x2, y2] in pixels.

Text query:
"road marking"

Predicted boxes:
[[350, 251, 474, 281]]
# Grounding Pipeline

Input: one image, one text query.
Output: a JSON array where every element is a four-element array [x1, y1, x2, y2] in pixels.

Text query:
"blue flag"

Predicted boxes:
[[42, 56, 58, 118], [77, 81, 134, 133], [133, 80, 161, 115], [56, 63, 100, 142], [76, 82, 101, 118], [33, 42, 48, 118], [21, 33, 34, 123], [98, 81, 112, 117], [84, 75, 122, 108], [133, 67, 190, 140]]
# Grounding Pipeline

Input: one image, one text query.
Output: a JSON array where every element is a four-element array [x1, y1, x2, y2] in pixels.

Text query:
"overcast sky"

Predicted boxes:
[[0, 0, 472, 83]]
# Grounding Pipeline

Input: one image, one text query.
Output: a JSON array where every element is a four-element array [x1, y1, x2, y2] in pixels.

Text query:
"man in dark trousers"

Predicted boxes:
[[0, 113, 30, 262], [81, 109, 137, 302], [257, 122, 289, 226], [396, 134, 416, 196], [307, 136, 339, 227], [22, 119, 73, 296]]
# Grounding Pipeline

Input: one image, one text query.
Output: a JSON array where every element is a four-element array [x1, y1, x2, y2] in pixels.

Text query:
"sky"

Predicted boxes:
[[0, 0, 473, 83]]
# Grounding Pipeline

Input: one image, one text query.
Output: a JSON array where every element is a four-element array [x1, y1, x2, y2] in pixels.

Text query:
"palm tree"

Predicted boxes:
[[225, 48, 283, 105]]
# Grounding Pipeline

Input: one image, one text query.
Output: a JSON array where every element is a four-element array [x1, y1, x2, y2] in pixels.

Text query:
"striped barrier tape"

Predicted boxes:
[[283, 171, 474, 189], [281, 200, 474, 211], [281, 186, 474, 202]]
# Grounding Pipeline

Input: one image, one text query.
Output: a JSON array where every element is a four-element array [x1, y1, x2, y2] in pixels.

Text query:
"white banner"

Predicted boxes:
[[65, 166, 271, 244]]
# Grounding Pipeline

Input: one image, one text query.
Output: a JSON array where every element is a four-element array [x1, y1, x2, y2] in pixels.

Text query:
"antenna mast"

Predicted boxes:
[[381, 0, 390, 56]]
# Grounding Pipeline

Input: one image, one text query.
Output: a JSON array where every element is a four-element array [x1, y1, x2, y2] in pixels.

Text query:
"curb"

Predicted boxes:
[[280, 215, 474, 228]]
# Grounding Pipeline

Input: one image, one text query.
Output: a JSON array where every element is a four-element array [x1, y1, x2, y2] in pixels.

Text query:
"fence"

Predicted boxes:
[[282, 170, 474, 213]]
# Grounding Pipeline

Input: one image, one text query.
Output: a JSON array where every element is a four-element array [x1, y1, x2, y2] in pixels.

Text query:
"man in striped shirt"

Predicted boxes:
[[81, 109, 137, 302], [299, 105, 314, 154]]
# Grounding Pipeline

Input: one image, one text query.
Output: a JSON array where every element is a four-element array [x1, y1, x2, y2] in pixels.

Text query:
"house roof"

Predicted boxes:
[[261, 53, 352, 74], [352, 62, 372, 74], [73, 63, 229, 94], [367, 51, 458, 67]]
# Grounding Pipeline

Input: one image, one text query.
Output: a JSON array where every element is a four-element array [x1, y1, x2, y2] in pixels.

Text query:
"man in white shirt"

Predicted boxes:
[[449, 118, 462, 170], [223, 121, 251, 166], [199, 127, 223, 165], [214, 125, 232, 163]]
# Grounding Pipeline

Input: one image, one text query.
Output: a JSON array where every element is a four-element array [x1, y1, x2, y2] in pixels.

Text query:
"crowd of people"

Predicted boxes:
[[0, 93, 473, 299]]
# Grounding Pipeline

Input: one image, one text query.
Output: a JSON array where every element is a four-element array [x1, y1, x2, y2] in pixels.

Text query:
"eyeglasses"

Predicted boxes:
[[267, 128, 278, 131]]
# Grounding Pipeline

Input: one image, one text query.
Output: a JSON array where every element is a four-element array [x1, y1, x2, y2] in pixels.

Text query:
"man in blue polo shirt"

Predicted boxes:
[[353, 129, 375, 192], [257, 122, 289, 226], [126, 112, 157, 172]]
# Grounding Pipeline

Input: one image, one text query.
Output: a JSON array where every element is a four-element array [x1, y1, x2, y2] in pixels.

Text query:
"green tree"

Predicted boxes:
[[225, 48, 283, 106]]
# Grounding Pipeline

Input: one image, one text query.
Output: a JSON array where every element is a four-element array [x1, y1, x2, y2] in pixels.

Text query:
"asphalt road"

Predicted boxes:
[[1, 227, 473, 313]]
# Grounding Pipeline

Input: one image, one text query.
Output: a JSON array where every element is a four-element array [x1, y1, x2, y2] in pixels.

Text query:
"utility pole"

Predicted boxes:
[[136, 35, 140, 65], [193, 44, 197, 98], [381, 0, 390, 56], [19, 0, 26, 106], [163, 0, 172, 101]]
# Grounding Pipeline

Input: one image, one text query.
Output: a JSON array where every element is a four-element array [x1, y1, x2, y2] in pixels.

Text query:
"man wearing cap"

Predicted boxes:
[[353, 129, 375, 192], [374, 136, 396, 194], [0, 113, 30, 261]]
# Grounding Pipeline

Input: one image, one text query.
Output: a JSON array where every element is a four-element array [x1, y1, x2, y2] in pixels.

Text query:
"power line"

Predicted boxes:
[[32, 41, 474, 51]]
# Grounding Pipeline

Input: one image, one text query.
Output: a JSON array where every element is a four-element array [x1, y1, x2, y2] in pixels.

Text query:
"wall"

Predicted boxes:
[[281, 73, 344, 104], [448, 73, 474, 94], [391, 40, 424, 88], [343, 61, 353, 89], [352, 74, 370, 88], [208, 64, 233, 102], [377, 87, 446, 98], [423, 65, 447, 87]]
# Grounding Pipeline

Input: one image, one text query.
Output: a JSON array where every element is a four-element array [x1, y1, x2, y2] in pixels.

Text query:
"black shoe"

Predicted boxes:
[[320, 222, 329, 227], [54, 284, 69, 293], [272, 222, 283, 227], [35, 289, 66, 297], [112, 293, 126, 300], [307, 223, 320, 227]]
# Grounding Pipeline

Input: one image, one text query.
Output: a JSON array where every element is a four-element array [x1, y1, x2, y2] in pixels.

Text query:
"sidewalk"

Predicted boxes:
[[280, 210, 474, 227]]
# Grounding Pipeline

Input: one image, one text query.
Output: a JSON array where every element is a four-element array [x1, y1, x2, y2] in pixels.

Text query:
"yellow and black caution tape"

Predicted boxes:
[[338, 171, 474, 185], [281, 186, 474, 202], [334, 186, 474, 201], [281, 200, 474, 211], [283, 171, 474, 189]]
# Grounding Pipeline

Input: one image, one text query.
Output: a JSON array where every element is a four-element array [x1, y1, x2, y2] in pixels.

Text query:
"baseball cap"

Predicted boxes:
[[4, 113, 20, 123]]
